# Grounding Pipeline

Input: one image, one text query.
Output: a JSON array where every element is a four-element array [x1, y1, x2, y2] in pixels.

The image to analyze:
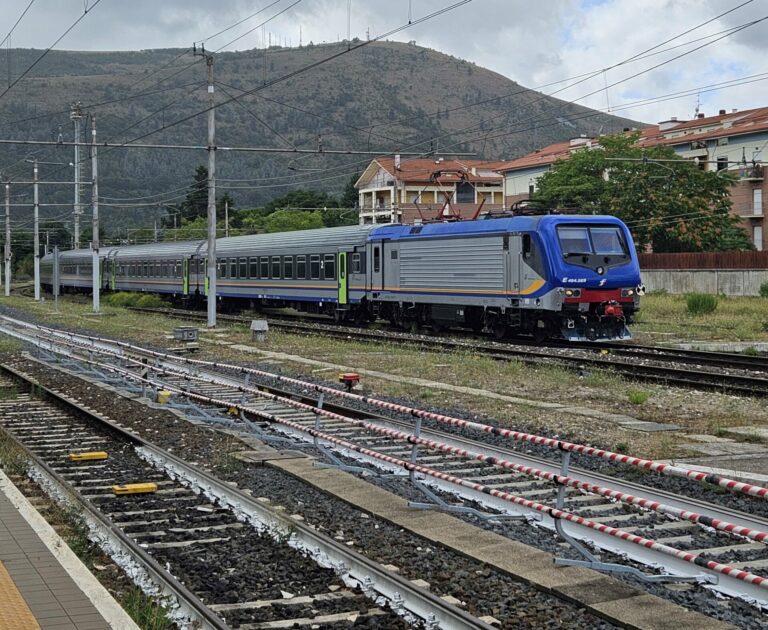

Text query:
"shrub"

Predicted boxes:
[[105, 292, 139, 307], [135, 294, 166, 308], [686, 292, 718, 315], [759, 281, 768, 298], [627, 390, 650, 405]]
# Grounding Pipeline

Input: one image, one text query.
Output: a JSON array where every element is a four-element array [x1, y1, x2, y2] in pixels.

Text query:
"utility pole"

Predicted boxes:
[[225, 198, 229, 238], [91, 116, 100, 314], [195, 45, 217, 328], [4, 181, 9, 297], [71, 102, 83, 249], [33, 159, 40, 301]]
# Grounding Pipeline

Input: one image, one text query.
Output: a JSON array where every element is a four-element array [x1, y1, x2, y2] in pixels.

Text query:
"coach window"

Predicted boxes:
[[283, 256, 294, 279], [175, 260, 181, 277], [218, 259, 226, 278], [296, 255, 306, 279], [310, 255, 320, 279], [229, 258, 238, 278], [249, 257, 258, 278], [260, 256, 269, 279], [373, 246, 380, 273], [323, 254, 336, 280], [351, 253, 361, 274], [239, 257, 247, 279], [271, 256, 281, 279]]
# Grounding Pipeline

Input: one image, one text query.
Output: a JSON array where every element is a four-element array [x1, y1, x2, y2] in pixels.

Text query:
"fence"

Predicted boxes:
[[638, 252, 768, 296]]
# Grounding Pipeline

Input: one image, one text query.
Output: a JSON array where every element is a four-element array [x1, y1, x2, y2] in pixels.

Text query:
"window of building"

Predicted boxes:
[[754, 225, 763, 251], [754, 188, 763, 216], [717, 156, 728, 171], [296, 255, 306, 279], [324, 254, 336, 280], [271, 256, 281, 279], [283, 256, 294, 279], [239, 257, 247, 279], [249, 257, 258, 278], [310, 255, 321, 279], [260, 257, 269, 279]]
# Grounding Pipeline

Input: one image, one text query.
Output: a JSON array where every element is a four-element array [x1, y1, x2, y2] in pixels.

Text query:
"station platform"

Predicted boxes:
[[0, 469, 138, 630]]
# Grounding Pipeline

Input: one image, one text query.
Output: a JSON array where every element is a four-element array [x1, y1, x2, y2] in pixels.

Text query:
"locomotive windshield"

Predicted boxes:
[[558, 225, 626, 257]]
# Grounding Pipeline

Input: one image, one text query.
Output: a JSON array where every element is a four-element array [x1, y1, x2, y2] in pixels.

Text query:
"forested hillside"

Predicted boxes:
[[0, 40, 640, 232]]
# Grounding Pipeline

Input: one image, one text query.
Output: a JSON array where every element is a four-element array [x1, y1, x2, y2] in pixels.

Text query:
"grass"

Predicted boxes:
[[627, 390, 650, 405], [121, 587, 174, 630], [685, 293, 718, 316], [0, 430, 28, 476], [633, 293, 768, 342]]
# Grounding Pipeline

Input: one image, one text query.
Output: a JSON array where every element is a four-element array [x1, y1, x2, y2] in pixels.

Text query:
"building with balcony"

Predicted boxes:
[[355, 156, 504, 225], [494, 107, 768, 250]]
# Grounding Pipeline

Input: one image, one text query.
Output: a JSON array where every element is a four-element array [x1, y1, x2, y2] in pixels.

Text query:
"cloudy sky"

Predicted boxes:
[[2, 0, 767, 125]]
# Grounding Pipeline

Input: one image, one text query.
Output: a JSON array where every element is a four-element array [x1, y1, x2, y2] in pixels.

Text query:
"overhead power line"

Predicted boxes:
[[0, 0, 103, 102]]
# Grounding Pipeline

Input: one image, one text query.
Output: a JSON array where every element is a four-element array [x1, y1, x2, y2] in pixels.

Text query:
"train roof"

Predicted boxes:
[[214, 224, 377, 255], [367, 215, 627, 241]]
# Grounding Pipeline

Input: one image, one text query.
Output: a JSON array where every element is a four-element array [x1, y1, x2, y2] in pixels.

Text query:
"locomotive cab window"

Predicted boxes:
[[557, 225, 627, 258], [522, 234, 532, 259]]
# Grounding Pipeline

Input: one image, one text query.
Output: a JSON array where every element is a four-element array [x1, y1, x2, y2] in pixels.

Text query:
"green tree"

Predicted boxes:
[[262, 190, 339, 214], [339, 173, 360, 209], [165, 165, 208, 226], [535, 133, 752, 252], [263, 209, 324, 233]]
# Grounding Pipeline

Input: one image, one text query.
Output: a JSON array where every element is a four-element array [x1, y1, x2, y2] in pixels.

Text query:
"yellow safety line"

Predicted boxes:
[[0, 561, 41, 630]]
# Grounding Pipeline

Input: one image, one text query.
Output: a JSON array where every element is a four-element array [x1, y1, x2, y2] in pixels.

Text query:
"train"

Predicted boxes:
[[41, 214, 643, 341]]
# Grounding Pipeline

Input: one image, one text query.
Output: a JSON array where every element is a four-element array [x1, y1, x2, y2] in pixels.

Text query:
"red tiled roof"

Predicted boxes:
[[374, 157, 503, 183], [494, 107, 768, 174], [636, 106, 768, 148]]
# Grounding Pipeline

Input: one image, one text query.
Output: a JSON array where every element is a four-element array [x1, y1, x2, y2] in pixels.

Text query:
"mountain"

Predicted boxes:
[[0, 41, 641, 232]]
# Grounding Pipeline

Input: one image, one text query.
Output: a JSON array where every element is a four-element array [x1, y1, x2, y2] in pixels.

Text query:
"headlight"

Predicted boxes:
[[621, 288, 635, 297], [564, 288, 581, 297]]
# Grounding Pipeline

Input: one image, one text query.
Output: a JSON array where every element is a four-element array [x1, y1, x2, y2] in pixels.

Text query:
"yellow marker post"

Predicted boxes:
[[112, 483, 158, 495], [157, 390, 171, 404], [68, 451, 108, 462]]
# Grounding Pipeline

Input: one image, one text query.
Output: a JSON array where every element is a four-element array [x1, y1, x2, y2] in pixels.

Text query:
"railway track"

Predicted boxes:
[[2, 314, 768, 621], [0, 366, 488, 629], [129, 306, 768, 397]]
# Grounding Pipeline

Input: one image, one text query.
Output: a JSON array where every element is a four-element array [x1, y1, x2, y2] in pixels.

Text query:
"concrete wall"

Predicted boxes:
[[642, 269, 768, 295]]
